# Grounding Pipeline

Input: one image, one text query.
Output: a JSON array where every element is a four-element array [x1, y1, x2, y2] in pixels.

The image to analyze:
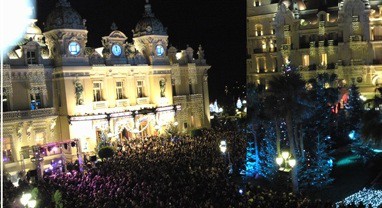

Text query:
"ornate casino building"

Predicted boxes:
[[247, 0, 382, 98], [2, 0, 210, 175]]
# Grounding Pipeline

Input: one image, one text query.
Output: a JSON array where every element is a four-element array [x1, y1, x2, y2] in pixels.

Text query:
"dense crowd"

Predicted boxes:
[[3, 127, 378, 208]]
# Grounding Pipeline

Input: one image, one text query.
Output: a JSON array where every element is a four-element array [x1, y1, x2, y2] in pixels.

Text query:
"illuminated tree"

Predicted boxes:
[[258, 122, 278, 180], [299, 135, 334, 190]]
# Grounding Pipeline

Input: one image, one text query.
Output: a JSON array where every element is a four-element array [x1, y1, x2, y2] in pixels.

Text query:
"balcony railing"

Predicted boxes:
[[3, 107, 57, 122], [115, 99, 130, 107], [137, 97, 149, 105], [93, 101, 108, 109]]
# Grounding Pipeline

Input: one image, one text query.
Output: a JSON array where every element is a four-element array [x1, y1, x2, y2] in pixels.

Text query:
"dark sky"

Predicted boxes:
[[36, 0, 246, 101]]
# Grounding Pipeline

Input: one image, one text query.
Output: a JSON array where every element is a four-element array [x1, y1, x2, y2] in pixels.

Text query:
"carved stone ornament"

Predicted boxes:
[[74, 77, 84, 105], [17, 122, 24, 142], [26, 121, 33, 141], [50, 118, 57, 132]]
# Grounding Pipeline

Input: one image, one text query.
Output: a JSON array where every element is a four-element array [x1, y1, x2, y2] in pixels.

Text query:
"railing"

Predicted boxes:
[[3, 107, 57, 121], [173, 95, 187, 102], [189, 94, 203, 101], [373, 36, 382, 41], [137, 97, 149, 105], [350, 35, 362, 42], [115, 99, 130, 107], [93, 101, 108, 109], [351, 59, 364, 65]]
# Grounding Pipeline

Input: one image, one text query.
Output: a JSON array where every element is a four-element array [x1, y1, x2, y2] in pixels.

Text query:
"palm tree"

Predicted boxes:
[[266, 70, 307, 193]]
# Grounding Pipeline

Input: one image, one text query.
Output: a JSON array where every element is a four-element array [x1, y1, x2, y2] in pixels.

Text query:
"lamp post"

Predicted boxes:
[[276, 151, 297, 193], [219, 140, 233, 174], [276, 151, 296, 172]]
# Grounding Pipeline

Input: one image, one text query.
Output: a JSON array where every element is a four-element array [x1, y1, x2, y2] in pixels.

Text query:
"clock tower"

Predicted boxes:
[[102, 23, 128, 65], [43, 0, 89, 66], [133, 0, 170, 65]]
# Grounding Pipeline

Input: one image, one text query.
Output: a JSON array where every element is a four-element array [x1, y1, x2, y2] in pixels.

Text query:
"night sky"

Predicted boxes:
[[36, 0, 246, 101]]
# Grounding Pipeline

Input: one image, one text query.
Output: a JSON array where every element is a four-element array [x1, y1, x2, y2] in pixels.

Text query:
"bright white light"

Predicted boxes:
[[28, 200, 37, 208], [360, 95, 367, 101], [20, 193, 32, 206], [236, 98, 243, 109], [336, 188, 382, 208], [95, 47, 104, 56], [176, 52, 182, 60], [219, 140, 227, 153], [239, 189, 243, 194], [288, 159, 296, 168], [174, 121, 178, 126], [348, 130, 356, 140], [282, 151, 290, 160], [276, 157, 283, 165], [2, 0, 34, 51]]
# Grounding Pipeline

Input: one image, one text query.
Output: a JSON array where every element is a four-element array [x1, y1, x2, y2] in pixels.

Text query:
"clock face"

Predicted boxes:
[[112, 44, 122, 56], [156, 45, 164, 57], [68, 41, 80, 55]]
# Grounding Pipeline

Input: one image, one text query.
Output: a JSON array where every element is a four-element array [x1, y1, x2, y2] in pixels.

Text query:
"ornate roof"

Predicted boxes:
[[133, 0, 167, 38], [45, 0, 85, 31]]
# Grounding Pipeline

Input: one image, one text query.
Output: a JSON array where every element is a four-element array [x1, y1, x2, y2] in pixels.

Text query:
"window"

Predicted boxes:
[[30, 89, 42, 110], [172, 79, 176, 96], [255, 25, 263, 36], [93, 82, 103, 101], [3, 137, 13, 163], [189, 80, 193, 94], [262, 41, 266, 51], [321, 53, 327, 65], [27, 51, 37, 64], [253, 0, 261, 7], [302, 55, 310, 66], [2, 88, 9, 112], [116, 81, 124, 100], [273, 57, 278, 72], [137, 81, 145, 98], [269, 40, 274, 52]]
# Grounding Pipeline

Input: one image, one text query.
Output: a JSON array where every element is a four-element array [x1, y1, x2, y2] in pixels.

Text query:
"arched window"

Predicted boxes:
[[255, 24, 263, 36]]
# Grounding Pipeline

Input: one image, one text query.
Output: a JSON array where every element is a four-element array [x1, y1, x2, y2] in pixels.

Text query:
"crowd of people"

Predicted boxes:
[[3, 126, 377, 208]]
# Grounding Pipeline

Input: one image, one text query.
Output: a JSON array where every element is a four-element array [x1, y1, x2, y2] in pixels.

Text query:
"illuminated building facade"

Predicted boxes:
[[2, 0, 210, 174], [247, 0, 382, 98]]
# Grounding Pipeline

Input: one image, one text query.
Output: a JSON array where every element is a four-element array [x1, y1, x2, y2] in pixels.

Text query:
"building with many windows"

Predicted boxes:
[[2, 0, 210, 175], [247, 0, 382, 98]]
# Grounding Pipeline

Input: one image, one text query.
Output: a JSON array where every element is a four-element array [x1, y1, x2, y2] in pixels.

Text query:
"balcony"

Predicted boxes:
[[93, 101, 108, 109], [3, 107, 57, 122], [115, 99, 130, 107], [137, 97, 149, 105], [350, 35, 362, 42]]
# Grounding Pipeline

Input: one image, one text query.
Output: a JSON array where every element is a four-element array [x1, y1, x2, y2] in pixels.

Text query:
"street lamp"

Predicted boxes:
[[276, 151, 296, 172]]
